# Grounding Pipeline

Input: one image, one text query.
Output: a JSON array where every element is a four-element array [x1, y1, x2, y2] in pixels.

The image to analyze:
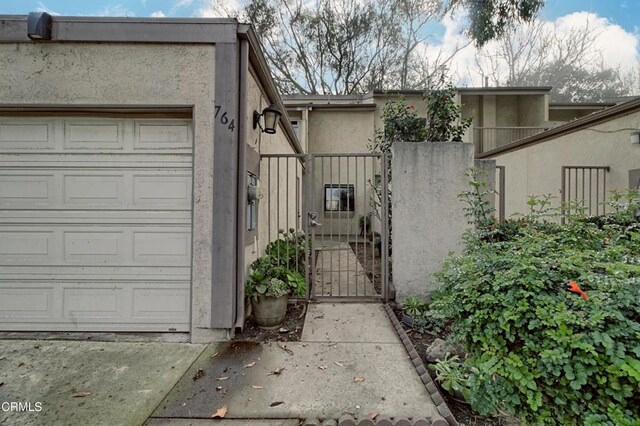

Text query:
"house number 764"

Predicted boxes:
[[214, 105, 235, 132]]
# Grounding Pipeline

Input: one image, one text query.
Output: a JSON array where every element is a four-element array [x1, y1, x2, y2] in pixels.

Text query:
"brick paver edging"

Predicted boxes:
[[383, 304, 459, 426]]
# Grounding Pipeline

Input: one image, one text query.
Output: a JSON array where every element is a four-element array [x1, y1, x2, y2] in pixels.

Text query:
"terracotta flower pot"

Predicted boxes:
[[251, 294, 288, 329]]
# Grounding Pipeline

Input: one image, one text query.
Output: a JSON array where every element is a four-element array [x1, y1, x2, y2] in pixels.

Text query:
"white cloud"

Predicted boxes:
[[150, 10, 166, 17], [421, 11, 640, 87], [555, 12, 638, 72], [196, 0, 242, 17], [36, 2, 60, 15], [96, 4, 135, 17]]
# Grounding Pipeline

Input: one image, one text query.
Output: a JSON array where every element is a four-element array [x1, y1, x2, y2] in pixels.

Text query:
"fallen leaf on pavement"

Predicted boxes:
[[251, 385, 263, 389], [318, 365, 327, 370], [18, 363, 25, 368], [268, 367, 285, 376], [193, 369, 205, 381], [244, 362, 256, 368], [334, 361, 344, 367], [211, 405, 227, 418], [270, 401, 284, 407], [216, 376, 229, 381], [277, 343, 293, 355], [72, 392, 91, 398], [353, 376, 365, 382], [368, 412, 379, 420]]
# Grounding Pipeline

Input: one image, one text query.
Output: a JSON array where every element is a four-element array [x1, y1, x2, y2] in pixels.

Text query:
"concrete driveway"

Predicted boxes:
[[0, 340, 205, 426]]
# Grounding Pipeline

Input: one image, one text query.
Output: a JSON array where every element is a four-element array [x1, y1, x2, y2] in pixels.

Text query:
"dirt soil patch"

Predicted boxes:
[[391, 304, 515, 426], [349, 241, 382, 294], [235, 302, 307, 342]]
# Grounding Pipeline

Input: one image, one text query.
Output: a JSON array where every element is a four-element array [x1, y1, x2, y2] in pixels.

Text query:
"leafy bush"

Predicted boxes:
[[264, 228, 308, 275], [245, 229, 308, 299], [403, 296, 428, 317], [430, 354, 472, 402], [429, 185, 640, 425]]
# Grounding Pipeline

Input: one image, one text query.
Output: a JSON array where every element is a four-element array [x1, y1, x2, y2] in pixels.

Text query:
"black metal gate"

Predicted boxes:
[[260, 153, 390, 301]]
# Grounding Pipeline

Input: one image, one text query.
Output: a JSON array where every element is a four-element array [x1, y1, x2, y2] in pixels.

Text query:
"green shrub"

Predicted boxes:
[[429, 186, 640, 425], [245, 229, 308, 299], [403, 296, 428, 317], [264, 228, 308, 275]]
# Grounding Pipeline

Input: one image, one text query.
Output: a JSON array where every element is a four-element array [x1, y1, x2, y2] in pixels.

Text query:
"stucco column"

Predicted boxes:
[[391, 142, 475, 300]]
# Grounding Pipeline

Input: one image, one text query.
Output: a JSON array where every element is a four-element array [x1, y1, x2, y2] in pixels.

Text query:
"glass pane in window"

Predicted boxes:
[[324, 184, 354, 212]]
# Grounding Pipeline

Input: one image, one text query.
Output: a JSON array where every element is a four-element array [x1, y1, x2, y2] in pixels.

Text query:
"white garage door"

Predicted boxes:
[[0, 117, 193, 332]]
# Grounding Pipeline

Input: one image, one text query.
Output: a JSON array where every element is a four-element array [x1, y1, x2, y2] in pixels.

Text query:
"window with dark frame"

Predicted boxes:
[[324, 184, 355, 212], [247, 173, 258, 230]]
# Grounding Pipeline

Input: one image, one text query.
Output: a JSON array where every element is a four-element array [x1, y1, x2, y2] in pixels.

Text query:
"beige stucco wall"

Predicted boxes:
[[518, 94, 546, 126], [0, 42, 218, 341], [308, 109, 378, 236], [489, 110, 640, 217], [392, 142, 475, 299], [245, 69, 301, 271], [496, 95, 519, 127]]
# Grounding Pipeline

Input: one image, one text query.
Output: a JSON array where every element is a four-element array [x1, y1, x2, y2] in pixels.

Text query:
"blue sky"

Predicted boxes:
[[0, 1, 638, 34]]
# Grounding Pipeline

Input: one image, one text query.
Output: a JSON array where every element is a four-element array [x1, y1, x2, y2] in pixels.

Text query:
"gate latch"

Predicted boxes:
[[308, 212, 322, 227]]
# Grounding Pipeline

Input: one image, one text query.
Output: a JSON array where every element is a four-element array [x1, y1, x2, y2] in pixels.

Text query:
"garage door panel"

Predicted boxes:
[[64, 174, 125, 205], [64, 231, 125, 262], [132, 288, 190, 319], [0, 170, 191, 210], [0, 121, 54, 149], [133, 231, 191, 265], [65, 120, 124, 149], [0, 210, 191, 225], [0, 118, 192, 154], [0, 287, 54, 319], [0, 281, 190, 331], [133, 174, 191, 205], [135, 121, 192, 150], [0, 117, 193, 332], [0, 231, 54, 261], [0, 226, 190, 267], [64, 287, 124, 319]]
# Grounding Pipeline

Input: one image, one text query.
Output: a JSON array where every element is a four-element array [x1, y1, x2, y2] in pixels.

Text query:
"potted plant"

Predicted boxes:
[[245, 230, 307, 328]]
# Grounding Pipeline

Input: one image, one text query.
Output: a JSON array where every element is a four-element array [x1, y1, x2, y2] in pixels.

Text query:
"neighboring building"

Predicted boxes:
[[479, 97, 640, 217], [0, 14, 301, 342], [283, 88, 619, 229]]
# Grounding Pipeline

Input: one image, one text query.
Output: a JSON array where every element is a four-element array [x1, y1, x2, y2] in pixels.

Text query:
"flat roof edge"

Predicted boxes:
[[0, 14, 239, 43]]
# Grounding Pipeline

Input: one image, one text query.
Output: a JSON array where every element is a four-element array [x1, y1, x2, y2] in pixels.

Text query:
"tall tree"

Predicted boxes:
[[210, 0, 458, 95], [472, 17, 630, 102], [447, 0, 544, 46]]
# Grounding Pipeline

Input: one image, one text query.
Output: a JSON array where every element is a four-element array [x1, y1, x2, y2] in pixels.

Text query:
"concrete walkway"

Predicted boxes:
[[0, 304, 441, 425], [314, 238, 379, 297], [149, 304, 440, 424]]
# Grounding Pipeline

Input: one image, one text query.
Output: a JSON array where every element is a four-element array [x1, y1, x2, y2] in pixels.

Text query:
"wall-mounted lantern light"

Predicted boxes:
[[253, 104, 282, 135], [27, 12, 53, 41]]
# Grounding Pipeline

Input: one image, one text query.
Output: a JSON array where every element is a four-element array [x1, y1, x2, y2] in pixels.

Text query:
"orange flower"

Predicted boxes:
[[568, 281, 588, 300]]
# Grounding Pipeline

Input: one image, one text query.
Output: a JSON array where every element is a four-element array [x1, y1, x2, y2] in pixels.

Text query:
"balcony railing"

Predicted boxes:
[[474, 127, 548, 154]]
